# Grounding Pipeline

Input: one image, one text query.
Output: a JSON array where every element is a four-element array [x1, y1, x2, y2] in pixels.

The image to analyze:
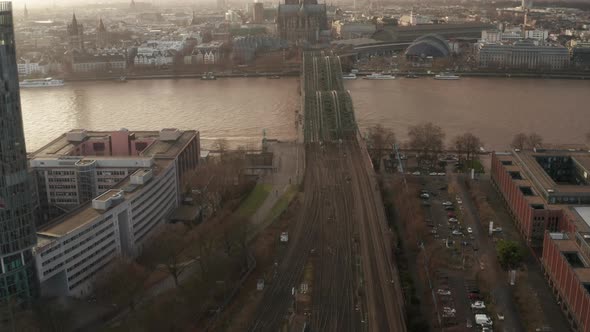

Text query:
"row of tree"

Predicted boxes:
[[367, 122, 482, 163], [367, 122, 554, 166]]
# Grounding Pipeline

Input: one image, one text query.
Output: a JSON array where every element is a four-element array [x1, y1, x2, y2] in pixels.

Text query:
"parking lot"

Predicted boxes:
[[406, 159, 512, 332]]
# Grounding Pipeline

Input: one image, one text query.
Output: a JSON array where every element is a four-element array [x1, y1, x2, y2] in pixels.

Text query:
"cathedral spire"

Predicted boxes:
[[98, 18, 106, 32]]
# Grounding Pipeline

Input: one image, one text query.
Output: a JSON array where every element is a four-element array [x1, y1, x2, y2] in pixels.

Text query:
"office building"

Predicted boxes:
[[33, 128, 200, 297], [30, 129, 200, 225], [0, 2, 38, 302], [491, 145, 590, 247], [477, 40, 569, 70]]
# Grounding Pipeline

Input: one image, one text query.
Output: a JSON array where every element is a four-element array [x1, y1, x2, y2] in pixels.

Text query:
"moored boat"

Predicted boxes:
[[363, 73, 396, 80], [434, 72, 460, 80], [19, 78, 64, 88]]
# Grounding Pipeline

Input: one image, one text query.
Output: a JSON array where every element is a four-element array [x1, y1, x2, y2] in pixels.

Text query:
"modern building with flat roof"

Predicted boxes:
[[493, 145, 590, 331], [0, 2, 38, 303], [542, 207, 590, 332], [477, 40, 570, 70], [32, 129, 199, 297], [30, 128, 199, 225], [491, 145, 590, 247]]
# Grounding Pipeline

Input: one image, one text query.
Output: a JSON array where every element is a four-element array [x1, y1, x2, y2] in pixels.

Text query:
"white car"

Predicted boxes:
[[429, 172, 438, 176], [471, 301, 486, 309], [420, 193, 430, 199], [457, 199, 463, 204], [437, 172, 446, 176], [449, 218, 458, 223], [442, 201, 453, 206], [437, 289, 451, 296], [412, 171, 421, 175], [467, 227, 473, 234], [452, 230, 463, 236]]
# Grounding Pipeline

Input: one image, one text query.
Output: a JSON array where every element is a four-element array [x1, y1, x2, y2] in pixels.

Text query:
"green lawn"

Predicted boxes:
[[266, 186, 297, 222], [236, 184, 272, 217], [458, 159, 485, 174]]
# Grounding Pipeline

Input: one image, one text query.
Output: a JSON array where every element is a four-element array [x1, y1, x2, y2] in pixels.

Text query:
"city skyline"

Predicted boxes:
[[2, 0, 590, 330]]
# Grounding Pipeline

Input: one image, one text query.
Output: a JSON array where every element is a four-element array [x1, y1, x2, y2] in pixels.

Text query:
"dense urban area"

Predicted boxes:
[[1, 0, 590, 332]]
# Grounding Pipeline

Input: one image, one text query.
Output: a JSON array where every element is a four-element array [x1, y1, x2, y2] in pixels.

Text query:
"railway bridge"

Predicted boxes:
[[248, 52, 407, 332]]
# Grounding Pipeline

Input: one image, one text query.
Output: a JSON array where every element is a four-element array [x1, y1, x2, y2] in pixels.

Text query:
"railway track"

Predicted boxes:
[[247, 51, 406, 332]]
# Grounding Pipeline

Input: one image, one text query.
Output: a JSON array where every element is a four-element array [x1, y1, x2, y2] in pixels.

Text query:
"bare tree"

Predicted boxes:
[[137, 224, 192, 288], [407, 122, 445, 160], [367, 124, 396, 165], [511, 133, 528, 150], [94, 257, 149, 310], [453, 132, 482, 162], [527, 132, 543, 149], [212, 138, 229, 155]]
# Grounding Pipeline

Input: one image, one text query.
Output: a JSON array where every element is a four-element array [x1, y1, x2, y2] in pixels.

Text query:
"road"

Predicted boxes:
[[247, 141, 406, 332], [451, 171, 524, 332]]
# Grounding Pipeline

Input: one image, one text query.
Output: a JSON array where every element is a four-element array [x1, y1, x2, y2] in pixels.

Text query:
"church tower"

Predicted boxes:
[[96, 18, 108, 48], [67, 13, 84, 51]]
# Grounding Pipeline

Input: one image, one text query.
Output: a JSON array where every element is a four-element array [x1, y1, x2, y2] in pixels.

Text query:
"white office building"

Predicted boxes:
[[33, 129, 200, 298], [477, 40, 570, 70]]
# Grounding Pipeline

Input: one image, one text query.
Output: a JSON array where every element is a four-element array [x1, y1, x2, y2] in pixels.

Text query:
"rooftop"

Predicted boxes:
[[497, 146, 590, 204], [94, 189, 124, 202], [30, 129, 198, 160]]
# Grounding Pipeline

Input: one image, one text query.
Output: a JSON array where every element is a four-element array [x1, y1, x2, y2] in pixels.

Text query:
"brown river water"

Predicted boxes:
[[20, 76, 590, 152]]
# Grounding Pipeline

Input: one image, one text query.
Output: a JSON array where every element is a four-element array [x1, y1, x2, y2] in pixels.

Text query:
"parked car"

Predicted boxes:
[[429, 172, 438, 176], [437, 289, 451, 296], [449, 218, 458, 223], [497, 312, 505, 321], [442, 201, 453, 206], [420, 193, 430, 199], [448, 212, 457, 218], [444, 206, 455, 211], [468, 293, 482, 300], [471, 301, 486, 309], [412, 171, 421, 175], [475, 314, 493, 327], [452, 230, 463, 236], [437, 172, 446, 176], [467, 227, 473, 234]]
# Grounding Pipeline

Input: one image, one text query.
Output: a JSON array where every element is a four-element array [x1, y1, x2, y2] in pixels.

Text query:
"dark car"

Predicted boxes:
[[448, 212, 457, 218]]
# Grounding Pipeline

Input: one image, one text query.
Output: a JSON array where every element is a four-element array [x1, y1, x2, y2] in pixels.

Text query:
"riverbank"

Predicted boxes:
[[62, 69, 590, 82], [62, 70, 301, 82], [354, 70, 590, 80]]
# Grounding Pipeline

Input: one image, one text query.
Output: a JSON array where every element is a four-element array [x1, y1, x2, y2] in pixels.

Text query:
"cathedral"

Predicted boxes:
[[277, 0, 327, 44], [67, 13, 84, 51], [96, 18, 109, 48]]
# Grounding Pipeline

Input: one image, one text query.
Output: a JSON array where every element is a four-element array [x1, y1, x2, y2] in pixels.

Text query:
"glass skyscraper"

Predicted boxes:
[[0, 2, 37, 302]]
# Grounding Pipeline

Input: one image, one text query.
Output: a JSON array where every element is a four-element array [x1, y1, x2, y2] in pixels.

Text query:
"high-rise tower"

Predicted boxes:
[[0, 1, 38, 303]]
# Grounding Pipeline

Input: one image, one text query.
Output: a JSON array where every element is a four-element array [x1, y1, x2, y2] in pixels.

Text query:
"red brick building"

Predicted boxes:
[[491, 145, 590, 331], [542, 207, 590, 332]]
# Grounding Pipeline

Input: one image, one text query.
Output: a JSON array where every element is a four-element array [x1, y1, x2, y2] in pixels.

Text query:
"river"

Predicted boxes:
[[20, 77, 590, 152]]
